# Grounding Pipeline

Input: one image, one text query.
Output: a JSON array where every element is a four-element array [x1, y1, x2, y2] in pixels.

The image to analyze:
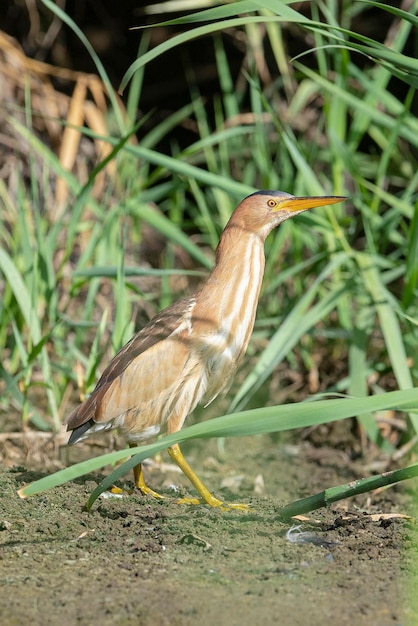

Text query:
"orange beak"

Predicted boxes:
[[276, 195, 346, 212]]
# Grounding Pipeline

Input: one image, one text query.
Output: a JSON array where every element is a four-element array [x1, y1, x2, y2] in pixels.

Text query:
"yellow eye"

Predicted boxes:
[[267, 199, 277, 208]]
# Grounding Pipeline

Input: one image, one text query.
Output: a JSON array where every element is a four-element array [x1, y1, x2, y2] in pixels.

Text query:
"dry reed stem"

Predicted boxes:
[[0, 31, 123, 215]]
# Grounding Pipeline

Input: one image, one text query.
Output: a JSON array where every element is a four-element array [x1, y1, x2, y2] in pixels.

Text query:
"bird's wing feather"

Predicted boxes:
[[66, 297, 194, 430]]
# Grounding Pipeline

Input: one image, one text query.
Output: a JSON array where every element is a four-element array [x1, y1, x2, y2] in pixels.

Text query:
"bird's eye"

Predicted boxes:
[[267, 199, 277, 208]]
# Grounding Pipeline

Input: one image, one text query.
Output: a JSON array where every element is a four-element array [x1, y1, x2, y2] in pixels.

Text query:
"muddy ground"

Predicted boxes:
[[1, 430, 417, 626]]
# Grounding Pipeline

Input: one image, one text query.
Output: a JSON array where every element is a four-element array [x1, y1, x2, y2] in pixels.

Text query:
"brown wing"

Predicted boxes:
[[66, 296, 194, 431]]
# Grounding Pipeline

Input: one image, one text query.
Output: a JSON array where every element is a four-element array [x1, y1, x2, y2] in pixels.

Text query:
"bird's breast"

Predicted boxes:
[[195, 310, 257, 406], [186, 233, 265, 405]]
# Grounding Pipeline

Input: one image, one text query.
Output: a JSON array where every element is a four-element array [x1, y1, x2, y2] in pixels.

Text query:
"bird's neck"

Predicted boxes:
[[195, 224, 266, 335]]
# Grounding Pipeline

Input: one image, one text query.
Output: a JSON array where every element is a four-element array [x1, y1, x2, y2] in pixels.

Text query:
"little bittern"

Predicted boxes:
[[66, 190, 345, 509]]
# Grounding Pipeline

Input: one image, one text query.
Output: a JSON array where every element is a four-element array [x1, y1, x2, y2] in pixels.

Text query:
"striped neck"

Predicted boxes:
[[194, 224, 266, 346]]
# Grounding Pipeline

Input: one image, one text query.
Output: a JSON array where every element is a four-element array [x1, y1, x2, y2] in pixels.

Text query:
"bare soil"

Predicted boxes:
[[0, 432, 415, 626]]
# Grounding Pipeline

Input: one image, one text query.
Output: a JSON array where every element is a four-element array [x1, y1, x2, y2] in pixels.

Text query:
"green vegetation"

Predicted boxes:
[[1, 1, 418, 514]]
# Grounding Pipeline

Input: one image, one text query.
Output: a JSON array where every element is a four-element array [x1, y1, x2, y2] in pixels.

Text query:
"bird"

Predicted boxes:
[[66, 190, 345, 509]]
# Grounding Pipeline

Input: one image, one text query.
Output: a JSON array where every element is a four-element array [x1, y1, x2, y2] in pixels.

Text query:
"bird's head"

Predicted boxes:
[[231, 190, 346, 239]]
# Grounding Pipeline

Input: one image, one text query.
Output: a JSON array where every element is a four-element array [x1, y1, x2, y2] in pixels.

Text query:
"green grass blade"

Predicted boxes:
[[279, 462, 418, 518], [359, 257, 414, 380], [0, 248, 59, 428], [17, 388, 418, 504], [135, 1, 305, 29], [294, 63, 418, 147], [120, 15, 313, 93], [358, 0, 418, 25], [73, 267, 206, 279], [403, 204, 418, 308], [122, 143, 253, 197], [127, 200, 213, 269], [0, 364, 50, 431], [0, 248, 41, 343], [40, 0, 125, 132]]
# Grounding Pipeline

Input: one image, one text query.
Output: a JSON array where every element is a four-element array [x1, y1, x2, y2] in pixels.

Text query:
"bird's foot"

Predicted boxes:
[[110, 485, 132, 496], [220, 502, 251, 511], [167, 444, 250, 511], [176, 495, 203, 506], [137, 484, 165, 500], [131, 462, 165, 499], [108, 484, 165, 500], [176, 495, 250, 511]]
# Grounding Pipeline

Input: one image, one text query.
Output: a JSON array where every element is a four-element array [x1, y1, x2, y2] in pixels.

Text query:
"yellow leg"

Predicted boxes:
[[132, 463, 165, 499], [168, 443, 249, 511], [129, 444, 164, 499]]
